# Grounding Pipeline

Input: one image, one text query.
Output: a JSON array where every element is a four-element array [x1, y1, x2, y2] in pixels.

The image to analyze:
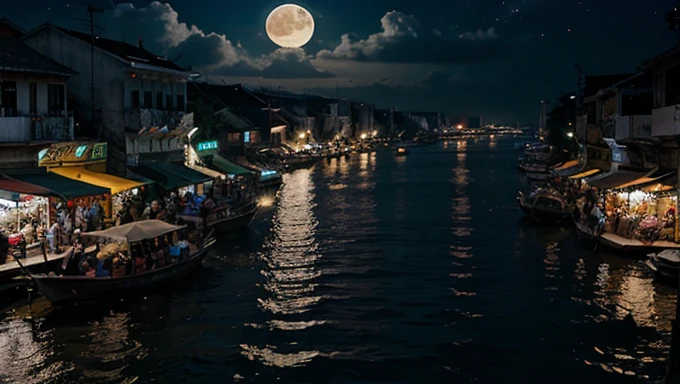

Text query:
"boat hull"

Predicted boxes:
[[517, 197, 570, 224], [211, 204, 259, 233], [646, 256, 678, 280], [32, 240, 216, 306]]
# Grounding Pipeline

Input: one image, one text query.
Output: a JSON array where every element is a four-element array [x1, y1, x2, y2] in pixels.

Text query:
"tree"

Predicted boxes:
[[545, 105, 578, 164]]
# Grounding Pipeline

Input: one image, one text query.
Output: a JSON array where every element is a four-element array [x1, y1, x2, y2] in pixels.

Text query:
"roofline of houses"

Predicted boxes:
[[0, 18, 26, 34], [640, 44, 680, 70], [22, 23, 190, 77], [0, 65, 77, 77]]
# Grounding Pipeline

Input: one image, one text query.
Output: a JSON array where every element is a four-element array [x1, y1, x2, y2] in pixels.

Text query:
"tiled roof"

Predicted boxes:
[[57, 27, 184, 72], [0, 37, 76, 76]]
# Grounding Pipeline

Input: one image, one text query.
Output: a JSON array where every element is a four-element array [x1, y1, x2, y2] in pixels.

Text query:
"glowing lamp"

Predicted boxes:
[[566, 132, 574, 138], [299, 133, 306, 139], [456, 124, 463, 129], [67, 200, 75, 209], [360, 133, 367, 139], [130, 72, 137, 78]]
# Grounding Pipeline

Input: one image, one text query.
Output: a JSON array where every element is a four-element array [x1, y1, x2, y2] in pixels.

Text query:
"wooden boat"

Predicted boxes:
[[517, 189, 573, 224], [574, 219, 598, 240], [394, 147, 410, 156], [180, 200, 259, 234], [647, 250, 680, 280], [27, 220, 216, 306]]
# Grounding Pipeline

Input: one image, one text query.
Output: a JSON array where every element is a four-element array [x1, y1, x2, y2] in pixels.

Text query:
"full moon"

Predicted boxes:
[[265, 4, 315, 48]]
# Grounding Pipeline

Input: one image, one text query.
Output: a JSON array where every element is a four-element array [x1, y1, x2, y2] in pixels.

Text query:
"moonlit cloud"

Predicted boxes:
[[315, 11, 504, 64]]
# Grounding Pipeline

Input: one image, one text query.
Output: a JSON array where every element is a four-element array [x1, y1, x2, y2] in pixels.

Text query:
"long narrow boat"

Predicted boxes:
[[180, 200, 259, 234], [207, 200, 259, 233], [517, 189, 572, 224], [27, 220, 216, 306]]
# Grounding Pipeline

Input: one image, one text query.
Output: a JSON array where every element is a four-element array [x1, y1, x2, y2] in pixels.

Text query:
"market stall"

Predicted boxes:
[[48, 165, 147, 217], [600, 182, 678, 244], [0, 179, 59, 246]]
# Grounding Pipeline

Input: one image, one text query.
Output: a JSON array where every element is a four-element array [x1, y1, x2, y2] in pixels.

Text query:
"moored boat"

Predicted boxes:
[[646, 249, 680, 280], [517, 188, 573, 224], [27, 220, 216, 306]]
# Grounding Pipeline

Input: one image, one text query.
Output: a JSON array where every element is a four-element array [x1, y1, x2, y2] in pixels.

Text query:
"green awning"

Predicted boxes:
[[5, 169, 110, 199], [210, 155, 255, 176], [131, 162, 212, 190]]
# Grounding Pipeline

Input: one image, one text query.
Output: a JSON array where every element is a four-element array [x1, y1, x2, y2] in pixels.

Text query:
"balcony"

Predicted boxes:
[[652, 105, 680, 137], [124, 108, 186, 132], [0, 116, 74, 143], [615, 115, 652, 140]]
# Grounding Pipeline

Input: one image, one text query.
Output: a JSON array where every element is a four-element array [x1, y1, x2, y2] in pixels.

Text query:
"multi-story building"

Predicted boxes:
[[0, 34, 77, 168], [21, 24, 191, 174]]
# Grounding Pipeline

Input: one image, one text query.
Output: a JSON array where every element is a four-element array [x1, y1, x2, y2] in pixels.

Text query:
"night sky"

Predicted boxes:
[[1, 0, 677, 123]]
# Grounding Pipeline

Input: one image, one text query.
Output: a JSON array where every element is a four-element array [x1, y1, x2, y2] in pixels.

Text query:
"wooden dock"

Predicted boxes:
[[0, 247, 73, 280], [598, 232, 680, 253]]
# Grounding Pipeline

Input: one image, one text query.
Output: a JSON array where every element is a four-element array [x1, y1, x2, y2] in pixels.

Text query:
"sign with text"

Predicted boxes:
[[38, 142, 108, 167], [197, 141, 218, 152]]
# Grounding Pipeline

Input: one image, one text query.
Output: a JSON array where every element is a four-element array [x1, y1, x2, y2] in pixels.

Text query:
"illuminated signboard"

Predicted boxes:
[[38, 142, 108, 166], [197, 141, 218, 151]]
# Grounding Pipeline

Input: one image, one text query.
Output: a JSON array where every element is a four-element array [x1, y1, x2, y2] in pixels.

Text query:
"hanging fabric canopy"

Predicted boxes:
[[49, 166, 146, 195], [83, 220, 184, 242]]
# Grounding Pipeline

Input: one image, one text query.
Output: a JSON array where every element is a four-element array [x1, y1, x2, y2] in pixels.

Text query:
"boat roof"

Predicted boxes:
[[82, 220, 185, 242]]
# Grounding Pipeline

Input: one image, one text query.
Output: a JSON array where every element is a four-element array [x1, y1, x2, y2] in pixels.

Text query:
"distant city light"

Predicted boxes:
[[570, 95, 576, 99], [456, 124, 463, 129]]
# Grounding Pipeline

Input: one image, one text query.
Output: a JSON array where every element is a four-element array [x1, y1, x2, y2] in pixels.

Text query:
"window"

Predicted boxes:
[[157, 92, 163, 110], [47, 84, 65, 115], [28, 83, 37, 115], [176, 94, 185, 110], [143, 91, 153, 108], [244, 131, 250, 143], [130, 90, 140, 109], [0, 81, 17, 116], [166, 94, 173, 110]]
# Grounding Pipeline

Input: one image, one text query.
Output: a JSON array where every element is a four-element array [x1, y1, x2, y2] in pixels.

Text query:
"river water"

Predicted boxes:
[[0, 137, 676, 384]]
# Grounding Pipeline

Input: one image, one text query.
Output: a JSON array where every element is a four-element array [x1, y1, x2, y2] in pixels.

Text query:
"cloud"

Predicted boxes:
[[316, 11, 505, 64], [104, 1, 332, 78]]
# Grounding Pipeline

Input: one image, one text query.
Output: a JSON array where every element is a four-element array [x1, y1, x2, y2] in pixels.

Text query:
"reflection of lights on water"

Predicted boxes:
[[456, 140, 466, 150], [259, 196, 275, 207], [240, 344, 319, 367], [0, 319, 63, 384]]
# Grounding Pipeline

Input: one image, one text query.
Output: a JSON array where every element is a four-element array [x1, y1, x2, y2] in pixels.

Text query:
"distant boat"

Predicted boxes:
[[394, 147, 410, 156]]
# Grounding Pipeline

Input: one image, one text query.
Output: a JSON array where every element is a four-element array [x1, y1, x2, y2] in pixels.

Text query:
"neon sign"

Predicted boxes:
[[197, 141, 218, 151]]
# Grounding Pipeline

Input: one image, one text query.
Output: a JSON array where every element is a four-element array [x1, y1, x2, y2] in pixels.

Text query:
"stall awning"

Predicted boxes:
[[637, 171, 678, 193], [131, 162, 212, 190], [587, 169, 650, 189], [552, 159, 580, 171], [49, 166, 146, 195], [570, 169, 600, 180], [5, 169, 109, 199], [211, 155, 255, 176], [0, 178, 56, 198], [614, 168, 673, 190], [189, 164, 225, 180]]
